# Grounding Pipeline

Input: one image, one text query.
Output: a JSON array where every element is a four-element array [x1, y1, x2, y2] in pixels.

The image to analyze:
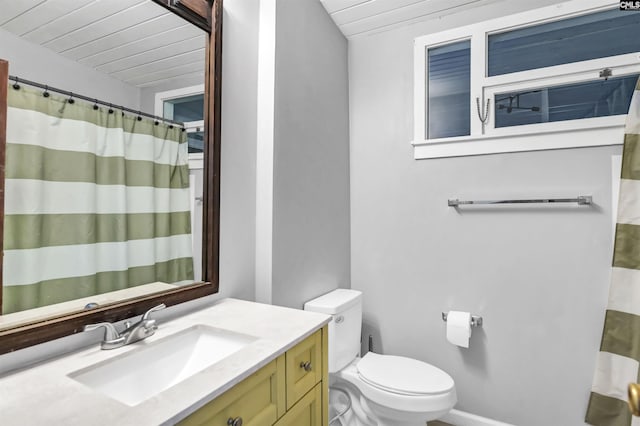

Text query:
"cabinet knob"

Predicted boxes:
[[300, 361, 312, 372], [227, 417, 243, 426]]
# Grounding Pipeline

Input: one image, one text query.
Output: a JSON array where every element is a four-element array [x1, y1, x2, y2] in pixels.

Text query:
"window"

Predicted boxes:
[[487, 9, 640, 76], [155, 85, 205, 155], [163, 93, 204, 122], [428, 41, 470, 139], [413, 0, 640, 159], [494, 74, 639, 128]]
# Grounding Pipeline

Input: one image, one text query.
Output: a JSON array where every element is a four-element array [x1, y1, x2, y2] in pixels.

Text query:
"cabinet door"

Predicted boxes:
[[179, 356, 286, 426], [274, 383, 322, 426], [285, 330, 322, 409]]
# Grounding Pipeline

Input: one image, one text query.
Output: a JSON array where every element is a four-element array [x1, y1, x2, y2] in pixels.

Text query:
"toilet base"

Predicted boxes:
[[330, 372, 452, 426], [366, 397, 452, 425]]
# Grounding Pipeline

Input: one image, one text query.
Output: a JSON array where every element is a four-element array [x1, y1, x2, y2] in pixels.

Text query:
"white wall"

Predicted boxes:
[[216, 0, 260, 301], [0, 28, 140, 109], [348, 1, 615, 425], [140, 0, 261, 302], [269, 0, 351, 308]]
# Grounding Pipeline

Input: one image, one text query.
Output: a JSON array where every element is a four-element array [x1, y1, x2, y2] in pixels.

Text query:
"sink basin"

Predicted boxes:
[[69, 325, 257, 406]]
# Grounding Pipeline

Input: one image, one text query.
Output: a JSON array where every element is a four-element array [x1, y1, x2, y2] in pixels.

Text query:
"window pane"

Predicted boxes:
[[187, 131, 204, 153], [494, 74, 639, 128], [488, 9, 640, 76], [163, 93, 204, 122], [428, 40, 470, 139]]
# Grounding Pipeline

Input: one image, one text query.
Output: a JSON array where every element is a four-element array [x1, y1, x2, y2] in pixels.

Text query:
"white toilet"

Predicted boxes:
[[304, 289, 456, 426]]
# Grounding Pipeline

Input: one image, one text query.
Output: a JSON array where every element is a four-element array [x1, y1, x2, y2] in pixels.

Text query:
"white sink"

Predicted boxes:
[[69, 325, 257, 406]]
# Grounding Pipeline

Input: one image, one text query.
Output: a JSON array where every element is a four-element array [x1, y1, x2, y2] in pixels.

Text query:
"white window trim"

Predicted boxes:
[[153, 84, 205, 117], [184, 121, 205, 169], [413, 0, 639, 159]]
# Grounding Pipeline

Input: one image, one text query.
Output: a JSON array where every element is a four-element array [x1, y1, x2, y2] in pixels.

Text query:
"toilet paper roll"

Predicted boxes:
[[446, 311, 472, 348]]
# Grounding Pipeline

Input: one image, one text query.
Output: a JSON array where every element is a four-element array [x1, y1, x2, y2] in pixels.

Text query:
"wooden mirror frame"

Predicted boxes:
[[0, 0, 222, 355]]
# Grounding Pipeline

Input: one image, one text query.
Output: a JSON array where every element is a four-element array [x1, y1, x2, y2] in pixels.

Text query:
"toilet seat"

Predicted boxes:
[[336, 354, 457, 414], [357, 352, 454, 396]]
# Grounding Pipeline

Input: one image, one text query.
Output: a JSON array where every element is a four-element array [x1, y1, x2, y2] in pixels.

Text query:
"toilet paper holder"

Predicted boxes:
[[442, 312, 483, 327]]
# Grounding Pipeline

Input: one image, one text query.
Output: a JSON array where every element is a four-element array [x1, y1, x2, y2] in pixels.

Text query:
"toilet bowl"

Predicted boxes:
[[304, 289, 456, 426], [332, 353, 456, 425]]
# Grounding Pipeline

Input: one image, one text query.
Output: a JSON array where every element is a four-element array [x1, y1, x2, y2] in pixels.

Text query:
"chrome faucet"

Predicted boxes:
[[84, 304, 166, 350]]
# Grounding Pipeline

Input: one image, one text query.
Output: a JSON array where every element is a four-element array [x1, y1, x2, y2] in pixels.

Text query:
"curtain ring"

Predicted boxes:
[[43, 85, 50, 98], [67, 92, 75, 104], [108, 103, 114, 114], [137, 111, 142, 121], [154, 120, 159, 126], [93, 99, 99, 110], [12, 76, 20, 90]]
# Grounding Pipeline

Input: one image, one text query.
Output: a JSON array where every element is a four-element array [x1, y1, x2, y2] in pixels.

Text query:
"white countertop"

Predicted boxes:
[[0, 298, 331, 426]]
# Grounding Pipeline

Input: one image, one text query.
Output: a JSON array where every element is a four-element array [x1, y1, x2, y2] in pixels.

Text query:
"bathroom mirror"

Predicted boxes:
[[0, 0, 222, 354]]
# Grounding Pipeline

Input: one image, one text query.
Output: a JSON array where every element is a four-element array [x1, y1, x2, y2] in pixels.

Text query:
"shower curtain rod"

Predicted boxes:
[[8, 75, 185, 128]]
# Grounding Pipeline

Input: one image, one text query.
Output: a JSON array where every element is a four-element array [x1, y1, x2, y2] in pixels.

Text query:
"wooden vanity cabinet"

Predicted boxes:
[[274, 383, 322, 426], [178, 356, 285, 426], [285, 330, 322, 410], [178, 326, 328, 426]]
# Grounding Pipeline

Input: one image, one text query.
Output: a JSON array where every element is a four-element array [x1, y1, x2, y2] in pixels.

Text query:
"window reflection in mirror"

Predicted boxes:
[[0, 0, 212, 329], [157, 87, 205, 154]]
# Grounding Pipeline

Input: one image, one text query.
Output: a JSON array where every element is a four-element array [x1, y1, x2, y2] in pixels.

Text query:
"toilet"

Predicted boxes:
[[304, 289, 456, 426]]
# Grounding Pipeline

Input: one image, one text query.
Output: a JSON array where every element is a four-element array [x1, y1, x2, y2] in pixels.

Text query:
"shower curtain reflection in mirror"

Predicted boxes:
[[2, 85, 194, 314]]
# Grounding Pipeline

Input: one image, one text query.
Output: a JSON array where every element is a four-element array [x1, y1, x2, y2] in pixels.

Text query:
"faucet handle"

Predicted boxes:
[[84, 322, 120, 341], [142, 303, 166, 320]]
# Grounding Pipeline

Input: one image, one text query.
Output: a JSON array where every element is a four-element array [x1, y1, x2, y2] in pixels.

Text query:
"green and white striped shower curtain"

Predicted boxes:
[[587, 77, 640, 425], [2, 86, 194, 314]]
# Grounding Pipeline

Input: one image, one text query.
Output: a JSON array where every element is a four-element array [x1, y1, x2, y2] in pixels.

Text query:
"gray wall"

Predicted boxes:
[[271, 0, 351, 308], [348, 2, 615, 425], [0, 28, 140, 109]]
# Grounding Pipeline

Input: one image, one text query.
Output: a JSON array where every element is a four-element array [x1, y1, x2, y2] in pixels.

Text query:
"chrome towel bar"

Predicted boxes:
[[448, 195, 592, 207]]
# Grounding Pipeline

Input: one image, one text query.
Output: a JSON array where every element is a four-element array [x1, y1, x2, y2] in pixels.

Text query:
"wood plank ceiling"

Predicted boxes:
[[320, 0, 508, 37], [0, 0, 205, 88]]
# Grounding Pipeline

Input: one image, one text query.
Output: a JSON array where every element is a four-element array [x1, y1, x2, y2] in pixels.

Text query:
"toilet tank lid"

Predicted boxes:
[[304, 289, 362, 314]]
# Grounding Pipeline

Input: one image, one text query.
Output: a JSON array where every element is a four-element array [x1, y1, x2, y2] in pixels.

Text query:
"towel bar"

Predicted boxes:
[[448, 195, 592, 207]]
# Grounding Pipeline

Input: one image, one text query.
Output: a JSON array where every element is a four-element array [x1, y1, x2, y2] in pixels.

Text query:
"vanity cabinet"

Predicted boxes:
[[285, 329, 322, 410], [274, 383, 322, 426], [178, 357, 286, 426], [178, 327, 328, 426]]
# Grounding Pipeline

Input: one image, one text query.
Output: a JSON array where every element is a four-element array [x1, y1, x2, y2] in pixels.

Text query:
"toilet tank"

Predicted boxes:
[[304, 289, 362, 373]]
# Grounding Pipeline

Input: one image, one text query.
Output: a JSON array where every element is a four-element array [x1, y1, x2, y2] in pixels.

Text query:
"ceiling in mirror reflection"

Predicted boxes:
[[0, 0, 206, 88]]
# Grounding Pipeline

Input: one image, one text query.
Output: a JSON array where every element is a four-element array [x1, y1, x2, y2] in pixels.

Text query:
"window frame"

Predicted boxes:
[[154, 84, 206, 165], [0, 0, 222, 355], [413, 0, 640, 159], [154, 83, 205, 123]]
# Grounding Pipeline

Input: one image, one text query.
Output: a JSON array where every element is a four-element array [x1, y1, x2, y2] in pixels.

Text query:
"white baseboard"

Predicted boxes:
[[441, 409, 515, 426]]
